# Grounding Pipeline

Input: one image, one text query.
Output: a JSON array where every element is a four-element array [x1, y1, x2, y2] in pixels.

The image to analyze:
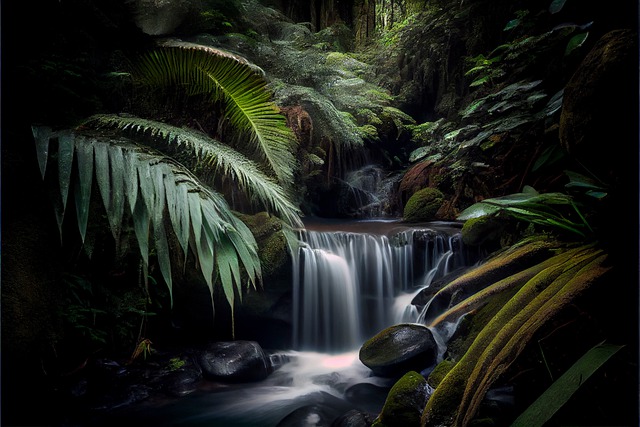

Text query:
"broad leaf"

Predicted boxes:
[[129, 41, 297, 186], [511, 342, 624, 426]]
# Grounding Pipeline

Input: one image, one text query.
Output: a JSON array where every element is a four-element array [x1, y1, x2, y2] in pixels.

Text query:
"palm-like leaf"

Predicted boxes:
[[129, 40, 297, 186], [82, 113, 303, 228], [457, 185, 592, 238], [32, 126, 261, 311]]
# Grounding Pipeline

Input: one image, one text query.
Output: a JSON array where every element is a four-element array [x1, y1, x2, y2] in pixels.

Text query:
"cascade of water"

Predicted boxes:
[[292, 221, 480, 353], [339, 165, 402, 218]]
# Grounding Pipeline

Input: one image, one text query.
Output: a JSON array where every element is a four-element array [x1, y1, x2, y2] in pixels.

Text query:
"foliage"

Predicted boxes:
[[33, 41, 305, 336], [167, 357, 186, 371], [58, 273, 108, 347], [129, 338, 153, 364], [129, 40, 298, 187], [511, 342, 624, 426], [457, 186, 592, 239], [82, 114, 302, 227], [33, 127, 262, 323], [422, 244, 611, 425]]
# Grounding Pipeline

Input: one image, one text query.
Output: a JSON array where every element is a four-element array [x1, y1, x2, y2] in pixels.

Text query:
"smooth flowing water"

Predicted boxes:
[[101, 219, 483, 426]]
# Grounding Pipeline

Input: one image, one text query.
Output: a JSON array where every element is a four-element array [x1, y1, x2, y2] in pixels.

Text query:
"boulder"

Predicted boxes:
[[196, 340, 271, 382], [372, 371, 430, 427], [402, 188, 444, 222], [359, 324, 439, 378]]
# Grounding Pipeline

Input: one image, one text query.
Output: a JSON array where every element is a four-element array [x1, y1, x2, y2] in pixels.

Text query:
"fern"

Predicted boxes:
[[129, 40, 298, 186], [82, 114, 303, 228], [33, 126, 262, 312]]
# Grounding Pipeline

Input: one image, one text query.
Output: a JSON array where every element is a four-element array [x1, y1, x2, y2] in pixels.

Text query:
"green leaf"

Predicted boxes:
[[83, 114, 302, 228], [511, 342, 624, 426], [503, 18, 521, 31], [532, 144, 565, 172], [130, 41, 297, 186], [565, 32, 589, 56], [457, 202, 501, 220], [32, 125, 52, 179], [74, 141, 94, 243], [548, 0, 567, 14]]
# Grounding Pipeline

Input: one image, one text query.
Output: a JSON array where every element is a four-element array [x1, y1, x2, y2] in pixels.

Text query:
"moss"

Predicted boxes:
[[403, 187, 444, 222], [427, 359, 456, 388], [421, 245, 606, 426], [461, 215, 510, 247], [374, 371, 427, 427], [258, 230, 288, 277]]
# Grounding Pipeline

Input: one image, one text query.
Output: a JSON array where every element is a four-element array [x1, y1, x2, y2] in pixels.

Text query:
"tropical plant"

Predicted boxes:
[[457, 185, 593, 238], [511, 341, 624, 426], [33, 40, 303, 335], [422, 242, 612, 426], [129, 40, 298, 187]]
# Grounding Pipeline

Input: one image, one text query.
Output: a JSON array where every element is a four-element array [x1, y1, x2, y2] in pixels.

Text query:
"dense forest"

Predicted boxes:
[[2, 0, 639, 426]]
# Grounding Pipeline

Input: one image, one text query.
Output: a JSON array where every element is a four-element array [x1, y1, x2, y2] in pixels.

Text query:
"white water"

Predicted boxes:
[[292, 220, 479, 353], [108, 220, 482, 426]]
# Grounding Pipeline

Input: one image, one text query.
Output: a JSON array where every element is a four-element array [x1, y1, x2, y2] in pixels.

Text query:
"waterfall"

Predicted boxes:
[[292, 220, 480, 353]]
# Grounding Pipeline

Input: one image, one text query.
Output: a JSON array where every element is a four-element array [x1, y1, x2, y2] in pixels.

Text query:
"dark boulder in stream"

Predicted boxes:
[[359, 323, 438, 378], [196, 340, 272, 382]]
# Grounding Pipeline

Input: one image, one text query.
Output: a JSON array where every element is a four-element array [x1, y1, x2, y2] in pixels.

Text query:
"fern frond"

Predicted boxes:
[[129, 41, 297, 186], [32, 126, 261, 310], [82, 114, 303, 228]]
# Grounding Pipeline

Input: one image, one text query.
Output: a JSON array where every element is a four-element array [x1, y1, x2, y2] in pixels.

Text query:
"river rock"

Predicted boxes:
[[373, 371, 430, 427], [359, 324, 438, 378], [196, 340, 272, 382]]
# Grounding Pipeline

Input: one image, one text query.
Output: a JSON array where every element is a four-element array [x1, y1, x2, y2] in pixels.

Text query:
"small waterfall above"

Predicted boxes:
[[292, 219, 482, 353], [339, 165, 403, 218]]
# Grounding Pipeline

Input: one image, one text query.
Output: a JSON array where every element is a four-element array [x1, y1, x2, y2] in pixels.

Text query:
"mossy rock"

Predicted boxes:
[[373, 371, 429, 427], [359, 323, 438, 378], [461, 215, 508, 246], [427, 359, 456, 388], [403, 187, 444, 222]]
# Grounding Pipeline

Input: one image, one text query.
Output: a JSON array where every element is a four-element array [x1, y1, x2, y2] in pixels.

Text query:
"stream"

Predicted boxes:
[[89, 218, 484, 426]]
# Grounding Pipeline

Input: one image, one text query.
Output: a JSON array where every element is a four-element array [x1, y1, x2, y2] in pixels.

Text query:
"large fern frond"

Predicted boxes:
[[32, 125, 261, 310], [129, 40, 297, 186], [81, 113, 303, 228]]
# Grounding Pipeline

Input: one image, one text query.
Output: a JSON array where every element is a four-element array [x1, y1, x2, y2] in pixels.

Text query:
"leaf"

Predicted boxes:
[[74, 140, 94, 243], [565, 32, 589, 56], [457, 202, 501, 220], [532, 144, 565, 172], [503, 18, 521, 31], [549, 0, 567, 14], [32, 125, 52, 179], [130, 42, 297, 186], [83, 114, 302, 228], [57, 132, 75, 214], [511, 342, 624, 426], [470, 76, 491, 87]]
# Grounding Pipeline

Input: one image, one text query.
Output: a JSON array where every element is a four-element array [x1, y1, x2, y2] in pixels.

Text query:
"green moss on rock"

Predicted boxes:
[[427, 359, 456, 388], [373, 371, 428, 427], [403, 187, 444, 222]]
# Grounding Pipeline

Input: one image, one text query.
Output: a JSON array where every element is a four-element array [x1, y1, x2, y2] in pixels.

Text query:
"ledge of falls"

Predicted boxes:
[[292, 217, 485, 354]]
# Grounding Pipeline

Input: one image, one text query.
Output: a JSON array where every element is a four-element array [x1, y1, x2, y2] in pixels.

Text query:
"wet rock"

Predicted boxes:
[[196, 340, 272, 382], [359, 324, 438, 378], [373, 371, 430, 427], [344, 382, 389, 414], [402, 187, 444, 222], [331, 409, 375, 427], [161, 367, 202, 397]]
